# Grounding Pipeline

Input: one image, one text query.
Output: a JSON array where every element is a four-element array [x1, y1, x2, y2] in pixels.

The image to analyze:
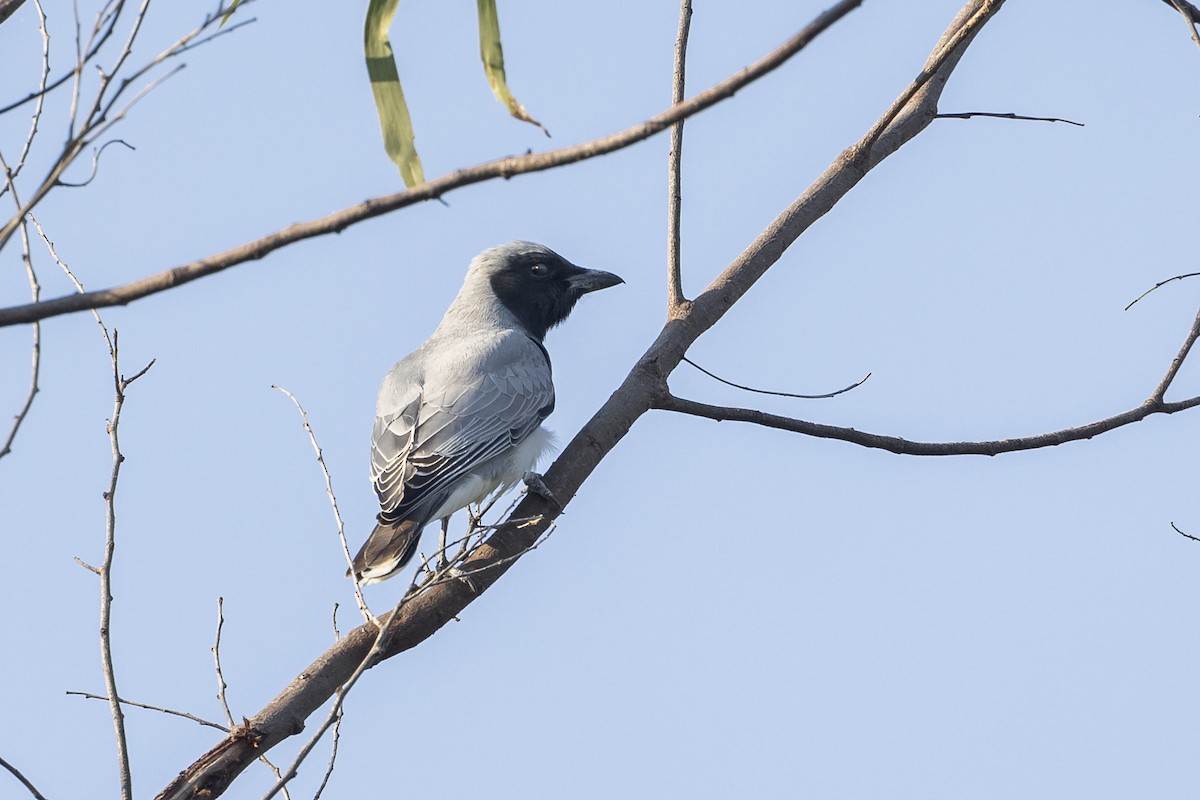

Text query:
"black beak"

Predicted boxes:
[[566, 267, 624, 294]]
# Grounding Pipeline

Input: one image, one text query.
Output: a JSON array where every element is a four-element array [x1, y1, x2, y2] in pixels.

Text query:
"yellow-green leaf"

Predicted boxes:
[[219, 0, 242, 29], [476, 0, 548, 136], [364, 0, 425, 187]]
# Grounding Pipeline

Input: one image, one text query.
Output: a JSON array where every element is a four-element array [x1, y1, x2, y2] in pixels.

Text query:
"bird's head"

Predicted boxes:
[[471, 241, 624, 340]]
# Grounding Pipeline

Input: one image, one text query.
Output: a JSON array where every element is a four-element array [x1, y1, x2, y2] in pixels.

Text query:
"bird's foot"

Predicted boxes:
[[522, 471, 564, 514], [448, 565, 478, 595]]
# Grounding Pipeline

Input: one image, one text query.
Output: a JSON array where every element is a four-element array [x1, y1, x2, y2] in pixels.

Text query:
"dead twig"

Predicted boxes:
[[666, 0, 693, 314], [1125, 271, 1200, 311], [272, 385, 373, 624], [66, 690, 228, 732], [935, 110, 1084, 126]]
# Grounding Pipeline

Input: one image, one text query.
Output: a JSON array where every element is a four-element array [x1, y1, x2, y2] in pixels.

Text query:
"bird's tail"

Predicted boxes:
[[348, 518, 423, 585]]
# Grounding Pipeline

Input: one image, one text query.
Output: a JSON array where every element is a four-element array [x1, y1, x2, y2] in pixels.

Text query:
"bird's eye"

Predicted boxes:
[[530, 263, 549, 277]]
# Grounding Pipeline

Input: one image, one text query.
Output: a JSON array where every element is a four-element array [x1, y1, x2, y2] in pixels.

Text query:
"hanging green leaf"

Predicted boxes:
[[476, 0, 549, 136], [364, 0, 425, 187], [219, 0, 242, 29]]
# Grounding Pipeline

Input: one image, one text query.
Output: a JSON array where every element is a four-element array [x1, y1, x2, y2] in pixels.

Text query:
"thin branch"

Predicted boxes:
[[98, 329, 153, 800], [312, 606, 345, 800], [213, 597, 235, 728], [0, 0, 51, 197], [935, 110, 1084, 126], [1149, 303, 1200, 402], [682, 356, 870, 399], [0, 755, 49, 800], [656, 391, 1200, 456], [258, 595, 398, 800], [212, 597, 293, 800], [56, 139, 135, 187], [272, 385, 373, 624], [1125, 271, 1200, 310], [0, 183, 40, 460], [1, 0, 864, 329], [0, 1, 254, 256], [66, 690, 229, 732], [855, 0, 1003, 161], [668, 287, 1200, 449], [1172, 521, 1200, 541], [666, 0, 692, 314]]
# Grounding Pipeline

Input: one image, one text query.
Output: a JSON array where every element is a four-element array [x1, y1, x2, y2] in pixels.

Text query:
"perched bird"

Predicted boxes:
[[350, 241, 623, 585]]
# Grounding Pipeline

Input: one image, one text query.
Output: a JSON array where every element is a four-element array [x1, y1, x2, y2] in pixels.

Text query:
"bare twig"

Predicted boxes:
[[258, 594, 397, 800], [666, 0, 693, 314], [682, 356, 870, 399], [0, 755, 49, 800], [1, 0, 863, 329], [935, 110, 1084, 126], [1125, 271, 1200, 310], [272, 385, 373, 624], [0, 176, 40, 460], [312, 607, 345, 800], [1172, 521, 1200, 541], [56, 139, 136, 187], [656, 390, 1200, 455], [1149, 303, 1200, 403], [66, 690, 229, 731], [0, 0, 51, 196], [212, 598, 293, 800], [0, 1, 255, 256], [97, 329, 154, 800], [212, 597, 236, 728]]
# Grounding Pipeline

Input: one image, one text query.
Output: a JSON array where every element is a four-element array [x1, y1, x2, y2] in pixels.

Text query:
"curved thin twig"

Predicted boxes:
[[682, 356, 870, 399], [1125, 271, 1200, 311]]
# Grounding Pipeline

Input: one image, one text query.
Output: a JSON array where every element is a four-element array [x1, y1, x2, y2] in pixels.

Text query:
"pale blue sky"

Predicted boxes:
[[3, 1, 1200, 798]]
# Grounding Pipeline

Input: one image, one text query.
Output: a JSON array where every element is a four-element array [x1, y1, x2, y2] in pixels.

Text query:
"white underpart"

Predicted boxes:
[[429, 425, 557, 526]]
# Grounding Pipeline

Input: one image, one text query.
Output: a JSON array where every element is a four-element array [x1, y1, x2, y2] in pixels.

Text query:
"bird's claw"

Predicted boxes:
[[522, 471, 564, 514], [448, 565, 478, 594]]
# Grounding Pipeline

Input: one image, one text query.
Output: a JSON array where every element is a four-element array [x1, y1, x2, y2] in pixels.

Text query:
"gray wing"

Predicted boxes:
[[370, 336, 554, 526]]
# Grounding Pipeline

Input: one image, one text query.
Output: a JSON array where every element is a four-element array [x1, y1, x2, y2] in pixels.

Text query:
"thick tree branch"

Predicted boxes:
[[2, 0, 862, 330], [156, 4, 1000, 798]]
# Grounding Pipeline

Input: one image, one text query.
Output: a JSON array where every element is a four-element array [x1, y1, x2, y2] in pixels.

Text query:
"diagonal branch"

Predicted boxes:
[[3, 0, 863, 330], [1164, 0, 1200, 49], [156, 4, 1001, 798], [0, 755, 48, 800]]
